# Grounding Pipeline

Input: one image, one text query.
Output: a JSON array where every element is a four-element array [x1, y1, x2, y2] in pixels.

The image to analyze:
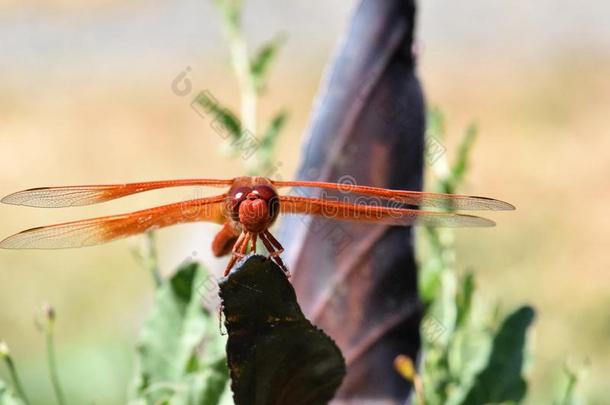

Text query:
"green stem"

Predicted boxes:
[[227, 17, 260, 175], [45, 323, 66, 405], [228, 33, 258, 135], [4, 356, 31, 405], [216, 0, 264, 175], [559, 366, 578, 405], [145, 232, 163, 288]]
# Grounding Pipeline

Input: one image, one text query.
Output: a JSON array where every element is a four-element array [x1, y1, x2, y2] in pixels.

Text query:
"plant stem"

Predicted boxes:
[[558, 364, 579, 405], [216, 0, 263, 174], [227, 24, 260, 175], [145, 231, 163, 288], [45, 320, 66, 405], [413, 373, 425, 405], [228, 34, 258, 136], [3, 355, 31, 405]]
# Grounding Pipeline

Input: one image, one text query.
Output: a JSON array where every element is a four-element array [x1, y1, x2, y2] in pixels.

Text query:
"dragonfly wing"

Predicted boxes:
[[272, 180, 514, 211], [279, 196, 495, 227], [1, 179, 234, 208], [0, 195, 227, 249]]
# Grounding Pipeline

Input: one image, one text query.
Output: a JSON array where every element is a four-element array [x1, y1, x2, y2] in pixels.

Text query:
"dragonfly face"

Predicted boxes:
[[225, 177, 280, 234]]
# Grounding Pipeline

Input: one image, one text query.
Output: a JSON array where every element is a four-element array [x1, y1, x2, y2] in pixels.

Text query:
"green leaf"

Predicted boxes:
[[427, 107, 446, 141], [461, 306, 535, 405], [243, 110, 288, 175], [256, 110, 288, 164], [219, 255, 346, 405], [260, 110, 287, 150], [129, 261, 230, 404], [250, 36, 285, 92], [455, 272, 475, 328], [213, 0, 242, 31], [450, 123, 478, 187], [445, 310, 494, 404], [0, 380, 26, 405], [193, 92, 241, 141]]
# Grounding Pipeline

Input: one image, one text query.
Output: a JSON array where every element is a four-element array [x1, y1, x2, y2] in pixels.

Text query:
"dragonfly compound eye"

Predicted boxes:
[[226, 186, 252, 222]]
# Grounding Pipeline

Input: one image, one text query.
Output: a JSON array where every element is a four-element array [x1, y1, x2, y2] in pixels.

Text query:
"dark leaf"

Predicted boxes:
[[462, 306, 535, 404], [219, 255, 346, 405]]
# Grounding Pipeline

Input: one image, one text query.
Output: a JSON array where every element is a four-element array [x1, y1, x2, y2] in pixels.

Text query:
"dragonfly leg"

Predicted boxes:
[[224, 255, 239, 277], [251, 233, 258, 253], [263, 230, 284, 255], [224, 231, 247, 276], [238, 232, 251, 257], [231, 231, 248, 258], [260, 231, 290, 278]]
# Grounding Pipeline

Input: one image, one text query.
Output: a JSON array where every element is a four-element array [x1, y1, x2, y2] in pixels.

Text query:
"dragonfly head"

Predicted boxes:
[[226, 178, 279, 233]]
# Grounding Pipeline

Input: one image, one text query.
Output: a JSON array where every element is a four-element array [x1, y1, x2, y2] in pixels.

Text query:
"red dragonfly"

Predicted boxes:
[[0, 176, 513, 276]]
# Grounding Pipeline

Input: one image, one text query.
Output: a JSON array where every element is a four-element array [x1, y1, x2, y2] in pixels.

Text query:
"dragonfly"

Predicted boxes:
[[0, 176, 514, 276]]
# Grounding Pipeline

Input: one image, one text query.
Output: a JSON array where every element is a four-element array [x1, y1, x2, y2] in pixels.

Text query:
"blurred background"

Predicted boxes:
[[0, 0, 608, 403]]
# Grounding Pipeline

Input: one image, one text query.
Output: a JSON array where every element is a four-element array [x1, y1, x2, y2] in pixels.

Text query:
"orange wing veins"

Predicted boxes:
[[1, 179, 234, 208], [272, 180, 514, 211], [279, 196, 495, 227], [0, 195, 227, 249]]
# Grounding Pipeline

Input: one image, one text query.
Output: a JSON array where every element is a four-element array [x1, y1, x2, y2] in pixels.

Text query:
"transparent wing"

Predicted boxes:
[[1, 179, 234, 208], [279, 196, 495, 227], [273, 180, 514, 211], [0, 195, 227, 249]]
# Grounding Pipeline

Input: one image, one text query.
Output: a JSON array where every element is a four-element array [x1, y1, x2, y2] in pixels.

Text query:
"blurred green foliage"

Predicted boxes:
[[417, 108, 536, 404], [207, 0, 288, 176], [129, 261, 230, 405], [416, 108, 584, 405], [0, 380, 26, 405], [0, 343, 28, 405], [553, 361, 589, 405], [249, 35, 285, 93]]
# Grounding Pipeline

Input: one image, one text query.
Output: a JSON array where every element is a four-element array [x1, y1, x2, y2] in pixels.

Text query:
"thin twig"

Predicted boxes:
[[2, 353, 31, 404], [145, 231, 163, 288], [43, 304, 66, 405], [132, 232, 163, 288]]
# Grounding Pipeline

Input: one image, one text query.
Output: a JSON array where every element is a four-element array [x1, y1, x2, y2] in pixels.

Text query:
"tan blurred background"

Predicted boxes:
[[0, 0, 609, 403]]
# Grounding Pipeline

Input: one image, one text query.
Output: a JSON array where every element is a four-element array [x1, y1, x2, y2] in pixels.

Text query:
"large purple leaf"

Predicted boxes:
[[278, 0, 424, 402]]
